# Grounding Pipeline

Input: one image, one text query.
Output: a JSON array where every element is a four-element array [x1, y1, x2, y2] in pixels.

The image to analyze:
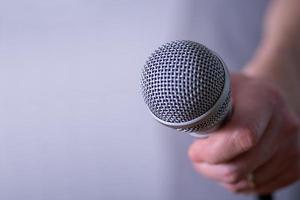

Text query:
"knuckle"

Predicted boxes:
[[222, 166, 242, 183], [223, 183, 240, 193], [188, 144, 199, 162], [235, 126, 258, 152], [229, 186, 240, 194], [189, 142, 220, 164]]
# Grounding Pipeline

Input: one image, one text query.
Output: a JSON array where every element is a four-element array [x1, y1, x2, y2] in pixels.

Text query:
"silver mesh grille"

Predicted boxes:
[[141, 40, 225, 124], [178, 90, 231, 132]]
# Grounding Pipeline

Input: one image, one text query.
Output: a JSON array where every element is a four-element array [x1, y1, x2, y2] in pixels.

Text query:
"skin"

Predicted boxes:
[[188, 0, 300, 195]]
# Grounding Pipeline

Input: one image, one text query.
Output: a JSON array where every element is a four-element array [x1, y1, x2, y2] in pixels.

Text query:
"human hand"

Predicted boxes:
[[188, 73, 300, 194]]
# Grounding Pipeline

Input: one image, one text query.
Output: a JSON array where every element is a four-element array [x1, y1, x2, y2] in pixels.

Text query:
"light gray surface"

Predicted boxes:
[[0, 0, 180, 199], [0, 0, 299, 200]]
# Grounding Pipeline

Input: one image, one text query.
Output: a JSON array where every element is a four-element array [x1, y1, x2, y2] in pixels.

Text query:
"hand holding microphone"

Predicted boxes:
[[141, 41, 300, 196], [189, 73, 299, 195]]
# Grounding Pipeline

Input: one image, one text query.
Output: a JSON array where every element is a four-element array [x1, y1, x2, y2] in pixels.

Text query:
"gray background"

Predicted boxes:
[[0, 0, 299, 199]]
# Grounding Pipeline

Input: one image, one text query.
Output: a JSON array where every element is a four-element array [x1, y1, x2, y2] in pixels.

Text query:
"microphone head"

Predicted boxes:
[[141, 40, 231, 137]]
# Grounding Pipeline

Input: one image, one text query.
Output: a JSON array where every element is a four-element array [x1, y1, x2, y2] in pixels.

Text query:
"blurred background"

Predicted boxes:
[[0, 0, 299, 199]]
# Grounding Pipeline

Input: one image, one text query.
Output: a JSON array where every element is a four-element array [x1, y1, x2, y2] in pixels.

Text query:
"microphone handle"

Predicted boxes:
[[258, 194, 273, 200]]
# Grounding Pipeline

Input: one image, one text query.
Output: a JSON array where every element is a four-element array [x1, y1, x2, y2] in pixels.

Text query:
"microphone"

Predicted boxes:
[[141, 40, 231, 138], [140, 40, 272, 200]]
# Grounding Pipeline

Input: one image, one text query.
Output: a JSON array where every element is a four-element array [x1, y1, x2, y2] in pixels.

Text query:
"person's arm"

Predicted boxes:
[[188, 0, 300, 195], [245, 0, 300, 116]]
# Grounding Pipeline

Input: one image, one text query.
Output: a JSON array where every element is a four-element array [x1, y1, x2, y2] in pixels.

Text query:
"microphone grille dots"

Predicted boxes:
[[141, 41, 232, 137]]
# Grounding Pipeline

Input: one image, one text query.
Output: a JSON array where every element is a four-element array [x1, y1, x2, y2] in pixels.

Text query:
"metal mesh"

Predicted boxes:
[[178, 90, 231, 132], [141, 40, 225, 124]]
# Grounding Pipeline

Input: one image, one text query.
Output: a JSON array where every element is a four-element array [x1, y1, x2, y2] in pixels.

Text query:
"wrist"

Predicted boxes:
[[243, 41, 300, 116], [243, 40, 299, 80]]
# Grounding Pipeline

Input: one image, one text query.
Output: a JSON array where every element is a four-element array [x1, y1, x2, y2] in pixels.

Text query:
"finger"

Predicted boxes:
[[242, 114, 299, 190], [193, 114, 280, 184], [253, 135, 297, 185], [189, 76, 275, 164], [221, 136, 299, 193], [240, 163, 300, 194], [189, 109, 271, 164], [248, 107, 300, 185], [193, 162, 233, 182], [220, 179, 249, 193]]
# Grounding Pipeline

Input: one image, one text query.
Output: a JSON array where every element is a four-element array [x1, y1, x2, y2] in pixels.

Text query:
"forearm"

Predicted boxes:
[[244, 0, 300, 116]]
